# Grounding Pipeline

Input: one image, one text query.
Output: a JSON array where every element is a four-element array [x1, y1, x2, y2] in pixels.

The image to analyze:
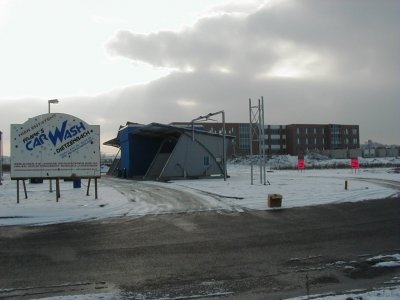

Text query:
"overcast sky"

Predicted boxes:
[[1, 0, 399, 155]]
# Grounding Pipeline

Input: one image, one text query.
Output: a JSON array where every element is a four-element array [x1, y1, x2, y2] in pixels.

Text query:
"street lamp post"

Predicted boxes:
[[48, 99, 59, 113], [191, 110, 227, 181], [48, 99, 59, 192]]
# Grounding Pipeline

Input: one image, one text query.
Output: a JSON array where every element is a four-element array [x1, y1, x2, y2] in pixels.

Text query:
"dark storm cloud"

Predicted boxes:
[[106, 15, 255, 73], [3, 0, 398, 155], [107, 0, 400, 83], [103, 0, 400, 145]]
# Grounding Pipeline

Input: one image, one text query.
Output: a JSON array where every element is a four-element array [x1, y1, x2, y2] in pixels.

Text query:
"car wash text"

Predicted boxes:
[[24, 120, 90, 151]]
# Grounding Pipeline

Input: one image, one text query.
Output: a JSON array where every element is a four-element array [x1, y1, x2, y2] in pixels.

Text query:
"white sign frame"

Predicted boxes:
[[11, 113, 100, 179]]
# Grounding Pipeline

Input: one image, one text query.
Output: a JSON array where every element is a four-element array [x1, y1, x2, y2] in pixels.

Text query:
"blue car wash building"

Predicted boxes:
[[104, 122, 231, 180]]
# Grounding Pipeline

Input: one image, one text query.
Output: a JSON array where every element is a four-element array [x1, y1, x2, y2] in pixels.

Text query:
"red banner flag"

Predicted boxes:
[[298, 159, 305, 170], [351, 157, 359, 169]]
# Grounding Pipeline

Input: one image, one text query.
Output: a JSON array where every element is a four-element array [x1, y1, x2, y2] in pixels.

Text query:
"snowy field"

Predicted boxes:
[[0, 160, 399, 226], [169, 165, 399, 211]]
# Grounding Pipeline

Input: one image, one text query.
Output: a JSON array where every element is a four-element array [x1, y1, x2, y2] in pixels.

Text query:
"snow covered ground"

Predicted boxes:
[[0, 158, 399, 226], [286, 283, 400, 300], [36, 284, 400, 300], [1, 157, 399, 299], [169, 166, 399, 211], [32, 255, 400, 300]]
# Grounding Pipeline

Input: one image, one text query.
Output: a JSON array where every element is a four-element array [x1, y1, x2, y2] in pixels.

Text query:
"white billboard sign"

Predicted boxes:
[[11, 113, 100, 179]]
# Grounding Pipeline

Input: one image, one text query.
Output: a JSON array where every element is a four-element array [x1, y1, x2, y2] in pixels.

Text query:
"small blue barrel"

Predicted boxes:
[[73, 179, 81, 188]]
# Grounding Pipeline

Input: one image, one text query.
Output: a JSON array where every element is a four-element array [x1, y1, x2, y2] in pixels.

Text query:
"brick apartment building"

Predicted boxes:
[[171, 122, 360, 157], [285, 124, 360, 155]]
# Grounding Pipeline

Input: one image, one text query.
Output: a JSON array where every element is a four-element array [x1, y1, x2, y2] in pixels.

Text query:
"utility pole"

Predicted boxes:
[[261, 96, 266, 185], [249, 100, 253, 185], [191, 110, 227, 181]]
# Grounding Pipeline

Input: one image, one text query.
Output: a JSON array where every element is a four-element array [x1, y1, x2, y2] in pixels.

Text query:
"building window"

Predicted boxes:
[[353, 138, 358, 144], [204, 156, 210, 166], [305, 128, 308, 134], [314, 137, 317, 144], [313, 128, 317, 134], [239, 123, 250, 150], [296, 128, 300, 134], [270, 129, 281, 135], [305, 138, 308, 145], [352, 128, 358, 135], [270, 139, 281, 145], [297, 137, 300, 145]]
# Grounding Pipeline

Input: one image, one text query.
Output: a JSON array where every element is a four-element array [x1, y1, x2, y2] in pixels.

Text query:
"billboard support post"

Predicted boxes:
[[87, 178, 91, 196], [95, 178, 98, 199], [56, 179, 60, 202], [17, 180, 20, 204], [23, 180, 27, 199], [15, 180, 28, 203], [85, 178, 98, 199]]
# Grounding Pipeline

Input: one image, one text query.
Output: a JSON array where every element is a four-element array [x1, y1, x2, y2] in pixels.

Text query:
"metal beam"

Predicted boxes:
[[190, 110, 227, 181]]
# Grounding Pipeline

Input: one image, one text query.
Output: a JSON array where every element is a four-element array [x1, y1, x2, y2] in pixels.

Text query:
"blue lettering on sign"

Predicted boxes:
[[48, 120, 68, 146], [48, 120, 86, 146], [25, 120, 87, 151], [26, 134, 48, 150]]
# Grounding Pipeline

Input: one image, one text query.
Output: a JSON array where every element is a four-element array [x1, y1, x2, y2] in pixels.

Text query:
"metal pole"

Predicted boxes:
[[191, 121, 195, 142], [191, 115, 204, 142], [258, 98, 262, 184], [222, 111, 226, 181], [261, 96, 266, 185], [47, 99, 59, 193], [249, 98, 253, 185], [191, 111, 227, 180], [48, 103, 53, 193]]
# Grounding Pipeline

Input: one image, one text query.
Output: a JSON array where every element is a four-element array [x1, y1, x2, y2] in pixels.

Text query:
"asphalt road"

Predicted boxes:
[[0, 197, 399, 299]]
